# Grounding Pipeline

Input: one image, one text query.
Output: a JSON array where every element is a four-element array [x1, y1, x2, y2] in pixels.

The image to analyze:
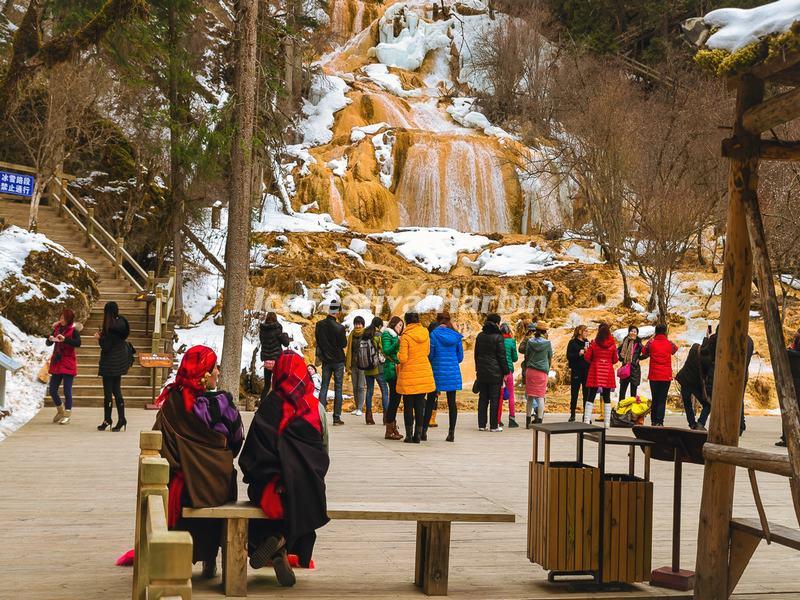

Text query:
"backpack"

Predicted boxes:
[[356, 337, 378, 371]]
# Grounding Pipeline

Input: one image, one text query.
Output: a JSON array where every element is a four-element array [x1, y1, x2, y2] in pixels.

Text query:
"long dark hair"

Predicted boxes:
[[364, 316, 383, 339], [596, 322, 611, 343], [437, 312, 456, 331], [387, 316, 404, 334], [102, 301, 119, 335]]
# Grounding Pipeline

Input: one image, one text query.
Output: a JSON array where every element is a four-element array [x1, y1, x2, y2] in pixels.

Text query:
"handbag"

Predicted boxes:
[[617, 363, 631, 380]]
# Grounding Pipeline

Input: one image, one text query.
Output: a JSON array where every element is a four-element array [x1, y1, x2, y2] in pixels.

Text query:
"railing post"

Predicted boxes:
[[133, 432, 164, 600], [147, 270, 155, 293], [152, 287, 163, 353], [86, 208, 94, 248], [116, 237, 124, 279]]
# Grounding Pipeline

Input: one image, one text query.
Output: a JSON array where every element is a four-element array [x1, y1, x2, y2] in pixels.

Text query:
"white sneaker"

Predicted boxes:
[[352, 409, 363, 416], [478, 427, 487, 431], [490, 427, 503, 433]]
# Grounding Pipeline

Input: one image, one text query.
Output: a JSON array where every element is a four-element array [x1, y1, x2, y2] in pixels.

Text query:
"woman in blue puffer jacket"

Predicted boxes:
[[429, 313, 463, 442]]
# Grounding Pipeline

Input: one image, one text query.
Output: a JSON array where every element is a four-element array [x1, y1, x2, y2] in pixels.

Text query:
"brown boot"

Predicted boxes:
[[389, 422, 403, 440], [365, 408, 375, 425]]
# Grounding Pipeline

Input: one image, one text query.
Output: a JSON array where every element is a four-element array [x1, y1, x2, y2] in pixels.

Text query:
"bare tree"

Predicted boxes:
[[219, 0, 258, 404]]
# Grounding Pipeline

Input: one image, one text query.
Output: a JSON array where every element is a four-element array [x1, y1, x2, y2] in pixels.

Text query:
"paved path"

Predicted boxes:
[[2, 408, 798, 599]]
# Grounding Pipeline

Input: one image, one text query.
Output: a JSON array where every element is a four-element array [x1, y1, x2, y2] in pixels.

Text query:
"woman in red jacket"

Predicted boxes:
[[641, 323, 678, 426], [583, 323, 618, 428], [46, 308, 82, 425]]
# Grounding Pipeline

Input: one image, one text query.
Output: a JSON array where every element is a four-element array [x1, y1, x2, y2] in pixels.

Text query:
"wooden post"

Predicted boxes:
[[116, 237, 125, 279], [132, 432, 162, 600], [211, 203, 221, 229], [134, 455, 169, 600], [147, 270, 155, 293], [86, 208, 94, 248], [693, 75, 763, 600], [741, 191, 800, 521], [223, 518, 248, 597]]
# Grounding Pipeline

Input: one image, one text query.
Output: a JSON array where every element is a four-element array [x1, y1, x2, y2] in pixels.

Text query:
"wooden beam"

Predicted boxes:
[[722, 138, 800, 162], [702, 443, 793, 477], [727, 526, 761, 596], [741, 187, 800, 526], [751, 47, 800, 82], [742, 86, 800, 134], [182, 225, 226, 275], [694, 75, 762, 600]]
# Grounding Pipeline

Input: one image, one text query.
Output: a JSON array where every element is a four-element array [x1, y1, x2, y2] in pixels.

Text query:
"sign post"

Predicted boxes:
[[138, 352, 174, 410]]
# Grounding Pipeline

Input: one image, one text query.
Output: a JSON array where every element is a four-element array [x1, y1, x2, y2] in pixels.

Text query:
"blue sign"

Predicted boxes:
[[0, 170, 35, 197]]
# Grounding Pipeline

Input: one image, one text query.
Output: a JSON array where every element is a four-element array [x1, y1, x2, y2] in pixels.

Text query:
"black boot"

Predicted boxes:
[[446, 429, 455, 442], [98, 397, 112, 431], [525, 416, 531, 429], [420, 427, 428, 442], [112, 397, 126, 431], [568, 412, 576, 422]]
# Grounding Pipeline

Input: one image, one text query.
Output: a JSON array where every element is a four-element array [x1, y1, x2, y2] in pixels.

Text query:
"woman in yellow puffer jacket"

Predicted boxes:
[[397, 312, 436, 443]]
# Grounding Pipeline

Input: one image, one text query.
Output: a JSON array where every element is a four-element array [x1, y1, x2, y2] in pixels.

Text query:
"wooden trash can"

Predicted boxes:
[[528, 422, 606, 580]]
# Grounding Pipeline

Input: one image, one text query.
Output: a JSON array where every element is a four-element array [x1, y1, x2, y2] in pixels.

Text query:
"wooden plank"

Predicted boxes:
[[421, 521, 451, 596], [611, 481, 621, 583], [414, 522, 427, 588], [703, 443, 793, 478], [184, 502, 515, 523], [626, 482, 637, 583], [574, 467, 584, 571], [591, 467, 600, 572], [619, 482, 629, 582], [558, 468, 567, 570], [547, 468, 560, 569], [742, 85, 800, 134], [527, 462, 533, 561], [602, 480, 612, 583], [223, 518, 248, 598], [731, 518, 800, 551], [635, 481, 646, 582], [695, 74, 762, 600], [644, 482, 653, 577]]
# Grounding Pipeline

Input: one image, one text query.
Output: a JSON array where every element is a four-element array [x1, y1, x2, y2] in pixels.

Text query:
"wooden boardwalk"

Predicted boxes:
[[2, 408, 798, 599]]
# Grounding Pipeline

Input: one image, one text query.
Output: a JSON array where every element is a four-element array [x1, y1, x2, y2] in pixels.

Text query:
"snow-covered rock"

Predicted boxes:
[[348, 238, 368, 255], [298, 74, 351, 146], [256, 195, 347, 233], [369, 4, 452, 71], [474, 243, 569, 277], [368, 227, 494, 273], [415, 295, 444, 313], [447, 98, 514, 139], [704, 0, 800, 52]]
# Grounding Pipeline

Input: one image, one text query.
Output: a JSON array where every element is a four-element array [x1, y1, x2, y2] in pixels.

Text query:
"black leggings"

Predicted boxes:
[[424, 391, 458, 432], [569, 374, 587, 414], [587, 387, 612, 404], [619, 377, 638, 400], [403, 393, 426, 437], [385, 378, 402, 423], [102, 375, 125, 423]]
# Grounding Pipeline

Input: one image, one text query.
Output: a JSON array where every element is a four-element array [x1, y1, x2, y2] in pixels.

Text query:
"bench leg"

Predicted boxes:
[[414, 521, 451, 596], [223, 518, 249, 597]]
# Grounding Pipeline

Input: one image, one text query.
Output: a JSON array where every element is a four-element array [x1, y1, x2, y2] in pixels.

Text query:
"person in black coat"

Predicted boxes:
[[777, 330, 800, 447], [701, 327, 754, 435], [473, 313, 509, 432], [314, 299, 348, 424], [566, 325, 589, 422], [94, 301, 131, 431], [259, 312, 291, 398], [676, 343, 710, 430]]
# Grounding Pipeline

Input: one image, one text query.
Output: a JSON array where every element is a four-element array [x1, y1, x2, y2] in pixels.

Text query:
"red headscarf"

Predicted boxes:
[[155, 345, 218, 412], [272, 350, 321, 434]]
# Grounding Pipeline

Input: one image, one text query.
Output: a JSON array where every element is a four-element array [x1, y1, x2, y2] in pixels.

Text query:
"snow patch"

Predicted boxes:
[[416, 295, 445, 313], [447, 97, 514, 139], [298, 74, 351, 146], [255, 195, 347, 233], [368, 227, 494, 273], [474, 243, 568, 277], [348, 238, 368, 255], [704, 0, 800, 52], [369, 4, 452, 71]]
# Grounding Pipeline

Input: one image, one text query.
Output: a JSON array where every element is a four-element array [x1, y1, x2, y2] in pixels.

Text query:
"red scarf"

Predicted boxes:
[[155, 345, 217, 412], [272, 350, 322, 434]]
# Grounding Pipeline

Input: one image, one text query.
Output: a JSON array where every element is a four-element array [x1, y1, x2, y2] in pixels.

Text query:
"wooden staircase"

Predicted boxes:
[[0, 196, 175, 408]]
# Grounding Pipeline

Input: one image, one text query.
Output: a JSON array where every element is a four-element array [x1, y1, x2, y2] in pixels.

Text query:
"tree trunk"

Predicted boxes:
[[168, 3, 184, 316], [697, 229, 706, 265], [27, 176, 47, 231], [617, 261, 632, 308], [219, 0, 258, 404]]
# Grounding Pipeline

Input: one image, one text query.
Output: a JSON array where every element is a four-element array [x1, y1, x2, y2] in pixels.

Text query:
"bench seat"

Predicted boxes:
[[184, 501, 515, 597]]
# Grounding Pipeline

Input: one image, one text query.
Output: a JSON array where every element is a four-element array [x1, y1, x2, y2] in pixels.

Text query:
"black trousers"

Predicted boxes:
[[569, 373, 588, 414], [477, 382, 501, 430], [102, 375, 125, 423], [650, 380, 671, 425], [587, 387, 612, 404], [619, 377, 638, 400], [403, 393, 426, 436], [423, 390, 457, 431], [385, 378, 402, 423], [261, 368, 273, 401]]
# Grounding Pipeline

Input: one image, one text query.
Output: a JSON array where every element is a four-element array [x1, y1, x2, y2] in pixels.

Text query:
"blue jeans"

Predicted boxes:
[[49, 374, 74, 410], [320, 362, 345, 419], [365, 371, 390, 413]]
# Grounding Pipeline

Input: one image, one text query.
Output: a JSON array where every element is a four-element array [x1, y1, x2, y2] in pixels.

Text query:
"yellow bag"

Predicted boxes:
[[616, 396, 651, 420], [37, 358, 51, 383]]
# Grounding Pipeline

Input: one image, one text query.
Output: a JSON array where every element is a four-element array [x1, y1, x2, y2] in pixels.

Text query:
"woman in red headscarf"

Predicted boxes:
[[239, 349, 330, 587], [153, 345, 244, 577]]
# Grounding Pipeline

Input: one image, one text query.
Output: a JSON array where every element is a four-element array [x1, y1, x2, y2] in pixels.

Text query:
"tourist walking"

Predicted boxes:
[[46, 308, 82, 425], [397, 312, 436, 443], [676, 343, 710, 430], [345, 315, 369, 420], [519, 322, 553, 427], [95, 301, 131, 431], [566, 325, 589, 422], [641, 324, 678, 427], [381, 316, 404, 440], [777, 329, 800, 447], [617, 325, 642, 400], [474, 313, 509, 432], [259, 312, 290, 399], [428, 313, 463, 442], [583, 322, 618, 428], [498, 323, 519, 428], [362, 316, 389, 426], [315, 299, 347, 425], [152, 345, 243, 578], [239, 350, 330, 585]]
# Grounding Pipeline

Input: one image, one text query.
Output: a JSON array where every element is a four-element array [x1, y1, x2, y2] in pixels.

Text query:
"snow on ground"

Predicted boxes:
[[780, 274, 800, 290], [0, 316, 48, 442], [415, 294, 444, 313], [361, 64, 421, 97], [372, 130, 396, 189], [0, 225, 94, 304], [563, 242, 604, 265], [369, 4, 451, 71], [351, 122, 389, 143], [368, 227, 493, 273], [287, 283, 317, 318], [447, 98, 514, 139], [256, 195, 347, 233], [704, 0, 800, 52], [298, 73, 351, 146], [473, 243, 569, 277]]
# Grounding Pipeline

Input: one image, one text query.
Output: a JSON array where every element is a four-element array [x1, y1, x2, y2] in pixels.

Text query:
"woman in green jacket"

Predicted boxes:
[[381, 316, 404, 440], [499, 323, 519, 428]]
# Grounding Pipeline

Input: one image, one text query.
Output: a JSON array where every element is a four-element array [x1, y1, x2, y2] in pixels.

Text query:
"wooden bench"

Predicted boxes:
[[184, 501, 516, 597]]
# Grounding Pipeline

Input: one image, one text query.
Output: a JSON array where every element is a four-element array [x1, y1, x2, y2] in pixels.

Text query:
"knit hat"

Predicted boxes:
[[328, 298, 342, 315]]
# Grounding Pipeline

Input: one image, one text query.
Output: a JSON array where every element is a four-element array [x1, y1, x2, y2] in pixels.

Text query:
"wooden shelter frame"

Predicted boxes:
[[693, 44, 800, 600]]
